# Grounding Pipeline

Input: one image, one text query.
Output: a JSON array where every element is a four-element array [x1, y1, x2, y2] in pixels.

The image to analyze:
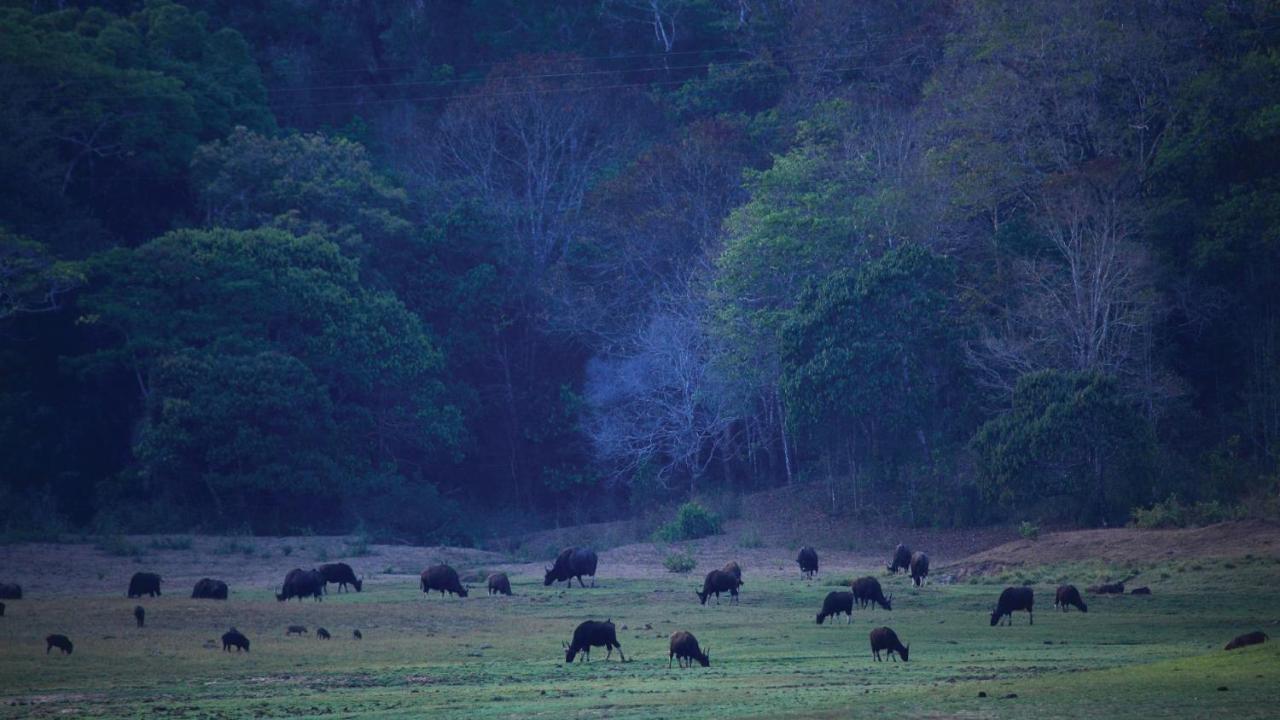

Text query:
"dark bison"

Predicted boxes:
[[487, 572, 512, 596], [852, 576, 893, 610], [909, 551, 930, 587], [319, 563, 363, 592], [1224, 631, 1268, 651], [668, 630, 710, 668], [420, 564, 469, 598], [0, 583, 21, 600], [316, 627, 331, 640], [277, 568, 325, 602], [696, 569, 742, 605], [287, 625, 308, 636], [887, 544, 912, 574], [353, 629, 363, 640], [797, 547, 819, 579], [991, 586, 1034, 626], [544, 547, 598, 588], [46, 634, 73, 655], [722, 561, 742, 583], [1087, 581, 1125, 594], [816, 591, 855, 625], [134, 605, 145, 628], [869, 626, 909, 662], [127, 572, 162, 598], [191, 578, 229, 600], [564, 619, 625, 663], [222, 628, 250, 652], [1054, 585, 1087, 613]]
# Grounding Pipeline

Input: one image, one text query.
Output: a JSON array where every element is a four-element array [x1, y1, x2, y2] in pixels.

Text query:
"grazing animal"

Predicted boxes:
[[563, 619, 625, 663], [909, 551, 930, 587], [0, 583, 21, 600], [668, 630, 710, 668], [1087, 581, 1125, 595], [1054, 585, 1087, 613], [696, 569, 742, 605], [544, 547, 598, 588], [869, 627, 909, 662], [487, 572, 512, 596], [45, 634, 73, 655], [222, 628, 250, 652], [796, 547, 819, 579], [991, 587, 1035, 626], [318, 562, 363, 592], [353, 629, 363, 640], [1224, 631, 1268, 651], [887, 544, 912, 574], [420, 564, 469, 597], [816, 591, 855, 625], [191, 578, 229, 600], [721, 561, 743, 583], [1130, 586, 1151, 595], [316, 627, 331, 640], [276, 568, 325, 602], [127, 572, 162, 598], [851, 576, 893, 610], [134, 605, 145, 628], [287, 625, 308, 636]]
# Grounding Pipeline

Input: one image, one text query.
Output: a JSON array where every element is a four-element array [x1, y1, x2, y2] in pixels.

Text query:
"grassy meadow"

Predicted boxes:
[[0, 552, 1277, 719]]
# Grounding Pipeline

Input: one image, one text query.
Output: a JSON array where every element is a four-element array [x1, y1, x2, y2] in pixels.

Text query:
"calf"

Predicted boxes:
[[45, 634, 73, 655], [668, 630, 710, 668], [696, 569, 742, 605], [887, 544, 912, 574], [222, 628, 250, 652], [318, 562, 362, 592], [991, 586, 1034, 626], [487, 572, 512, 596], [0, 583, 21, 600], [909, 551, 930, 587], [191, 578, 229, 600], [134, 605, 145, 628], [1054, 585, 1087, 613], [796, 547, 819, 579], [127, 572, 162, 598], [816, 591, 855, 625], [869, 626, 909, 662], [286, 625, 308, 636], [564, 619, 625, 663], [316, 627, 331, 640], [1224, 631, 1268, 651], [353, 629, 363, 640], [852, 576, 893, 610], [420, 564, 469, 598]]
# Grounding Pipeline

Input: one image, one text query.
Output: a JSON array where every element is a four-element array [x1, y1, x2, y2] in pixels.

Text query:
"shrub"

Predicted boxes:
[[96, 534, 143, 557], [663, 551, 697, 574], [344, 534, 374, 557], [1131, 495, 1242, 529], [738, 529, 764, 549], [213, 538, 256, 556], [282, 544, 293, 556], [1018, 521, 1040, 540], [652, 502, 722, 543], [149, 536, 193, 551]]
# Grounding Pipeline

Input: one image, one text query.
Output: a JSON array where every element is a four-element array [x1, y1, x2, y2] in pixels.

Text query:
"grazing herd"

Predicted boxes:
[[4, 540, 1270, 674]]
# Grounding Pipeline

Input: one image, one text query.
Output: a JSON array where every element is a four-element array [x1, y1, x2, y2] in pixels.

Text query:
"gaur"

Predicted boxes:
[[722, 561, 742, 583], [45, 634, 73, 655], [851, 576, 893, 610], [420, 564, 469, 597], [319, 562, 363, 592], [796, 547, 819, 579], [1054, 585, 1087, 613], [564, 619, 625, 663], [316, 627, 331, 640], [991, 586, 1034, 626], [816, 591, 855, 625], [0, 583, 21, 600], [353, 629, 363, 640], [909, 551, 929, 587], [127, 572, 162, 598], [668, 630, 710, 668], [1087, 581, 1125, 594], [696, 569, 742, 605], [487, 572, 512, 596], [191, 578, 229, 600], [276, 568, 325, 602], [222, 628, 250, 652], [287, 625, 308, 636], [134, 605, 145, 628], [544, 547, 598, 588], [1224, 631, 1268, 651], [869, 626, 909, 662], [887, 544, 912, 575]]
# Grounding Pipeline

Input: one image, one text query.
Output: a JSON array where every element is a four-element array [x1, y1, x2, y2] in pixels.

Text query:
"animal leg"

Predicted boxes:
[[615, 645, 625, 662], [1029, 610, 1033, 625]]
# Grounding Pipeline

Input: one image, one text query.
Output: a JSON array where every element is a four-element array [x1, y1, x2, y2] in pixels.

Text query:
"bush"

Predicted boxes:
[[96, 534, 143, 557], [663, 551, 697, 574], [652, 502, 722, 543], [344, 533, 374, 557], [213, 538, 256, 556], [149, 536, 193, 551], [738, 529, 764, 549], [1018, 521, 1040, 540], [1131, 495, 1242, 529]]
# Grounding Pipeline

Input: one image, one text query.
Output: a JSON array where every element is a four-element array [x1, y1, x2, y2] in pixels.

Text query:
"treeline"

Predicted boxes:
[[1, 0, 1278, 539]]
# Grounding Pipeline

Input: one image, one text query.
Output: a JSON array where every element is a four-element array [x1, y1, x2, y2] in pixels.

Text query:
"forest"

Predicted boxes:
[[2, 0, 1278, 541]]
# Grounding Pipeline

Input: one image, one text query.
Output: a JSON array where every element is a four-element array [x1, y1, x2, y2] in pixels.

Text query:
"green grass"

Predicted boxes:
[[0, 558, 1276, 718]]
